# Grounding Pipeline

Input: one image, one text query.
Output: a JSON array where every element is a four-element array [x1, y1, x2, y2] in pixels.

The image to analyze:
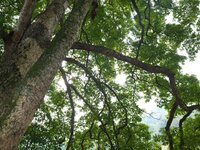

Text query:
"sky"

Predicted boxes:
[[92, 47, 200, 132], [180, 52, 200, 79], [137, 51, 200, 132], [135, 12, 200, 131], [138, 51, 200, 111]]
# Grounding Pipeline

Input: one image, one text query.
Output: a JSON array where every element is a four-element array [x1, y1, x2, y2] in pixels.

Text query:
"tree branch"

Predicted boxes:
[[64, 57, 117, 148], [5, 0, 36, 54], [179, 110, 193, 150], [72, 42, 174, 76], [103, 83, 128, 134], [144, 0, 151, 36], [165, 101, 178, 150], [71, 42, 188, 109], [60, 68, 75, 150], [69, 82, 115, 149], [71, 42, 198, 112], [131, 0, 145, 57], [71, 42, 200, 149]]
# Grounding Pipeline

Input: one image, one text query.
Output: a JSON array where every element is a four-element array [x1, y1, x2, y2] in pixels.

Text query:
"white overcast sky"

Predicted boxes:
[[137, 52, 200, 113]]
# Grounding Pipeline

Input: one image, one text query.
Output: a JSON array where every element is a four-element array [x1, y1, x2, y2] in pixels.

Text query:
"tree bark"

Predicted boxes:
[[0, 0, 92, 149]]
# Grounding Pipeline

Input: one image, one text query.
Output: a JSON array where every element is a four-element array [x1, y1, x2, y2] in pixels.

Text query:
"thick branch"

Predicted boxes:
[[179, 110, 193, 150], [165, 101, 178, 150], [187, 104, 200, 111], [71, 42, 188, 109], [72, 42, 174, 76], [5, 0, 36, 54], [71, 42, 200, 149], [71, 42, 196, 112]]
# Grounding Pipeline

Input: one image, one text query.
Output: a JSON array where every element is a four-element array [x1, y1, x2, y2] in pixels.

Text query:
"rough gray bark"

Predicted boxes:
[[0, 0, 92, 149]]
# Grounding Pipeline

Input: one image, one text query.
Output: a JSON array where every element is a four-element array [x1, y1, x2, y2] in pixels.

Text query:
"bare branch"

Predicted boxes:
[[142, 110, 161, 120]]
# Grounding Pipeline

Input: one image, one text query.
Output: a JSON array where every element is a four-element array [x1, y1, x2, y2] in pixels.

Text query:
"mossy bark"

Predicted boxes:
[[0, 0, 92, 149]]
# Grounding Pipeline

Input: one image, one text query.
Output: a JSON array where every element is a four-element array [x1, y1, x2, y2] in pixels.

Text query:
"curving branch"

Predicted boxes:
[[103, 83, 128, 134], [60, 68, 75, 150], [81, 121, 94, 150], [5, 0, 36, 54], [165, 101, 178, 150], [71, 42, 200, 111], [72, 42, 174, 76], [64, 57, 118, 149], [70, 83, 115, 149], [71, 42, 200, 149], [144, 0, 151, 36], [131, 0, 145, 57], [179, 110, 193, 150], [71, 42, 186, 109]]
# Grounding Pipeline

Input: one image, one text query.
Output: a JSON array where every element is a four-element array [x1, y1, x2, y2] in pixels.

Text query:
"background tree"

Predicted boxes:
[[0, 0, 199, 149], [154, 114, 200, 149]]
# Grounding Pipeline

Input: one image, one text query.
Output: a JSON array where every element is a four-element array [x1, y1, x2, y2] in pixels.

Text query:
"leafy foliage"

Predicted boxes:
[[0, 0, 199, 149]]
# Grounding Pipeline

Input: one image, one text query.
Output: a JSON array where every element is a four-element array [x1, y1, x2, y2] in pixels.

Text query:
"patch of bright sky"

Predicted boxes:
[[165, 11, 179, 24], [115, 73, 127, 85], [137, 96, 158, 114], [179, 50, 200, 80]]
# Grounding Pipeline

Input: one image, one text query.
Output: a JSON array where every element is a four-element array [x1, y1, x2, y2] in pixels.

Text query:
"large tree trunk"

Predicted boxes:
[[0, 0, 92, 149]]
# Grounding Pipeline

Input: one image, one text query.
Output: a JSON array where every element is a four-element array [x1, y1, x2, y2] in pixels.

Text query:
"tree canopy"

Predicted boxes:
[[0, 0, 199, 149]]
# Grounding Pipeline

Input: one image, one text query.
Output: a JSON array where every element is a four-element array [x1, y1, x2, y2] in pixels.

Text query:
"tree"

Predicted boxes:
[[154, 114, 200, 150], [0, 0, 199, 149]]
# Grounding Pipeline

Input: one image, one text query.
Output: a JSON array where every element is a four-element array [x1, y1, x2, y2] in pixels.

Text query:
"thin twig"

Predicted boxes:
[[131, 0, 145, 58], [60, 68, 75, 150]]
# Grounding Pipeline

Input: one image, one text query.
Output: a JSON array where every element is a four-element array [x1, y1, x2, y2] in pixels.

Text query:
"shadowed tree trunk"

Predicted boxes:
[[0, 0, 92, 149]]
